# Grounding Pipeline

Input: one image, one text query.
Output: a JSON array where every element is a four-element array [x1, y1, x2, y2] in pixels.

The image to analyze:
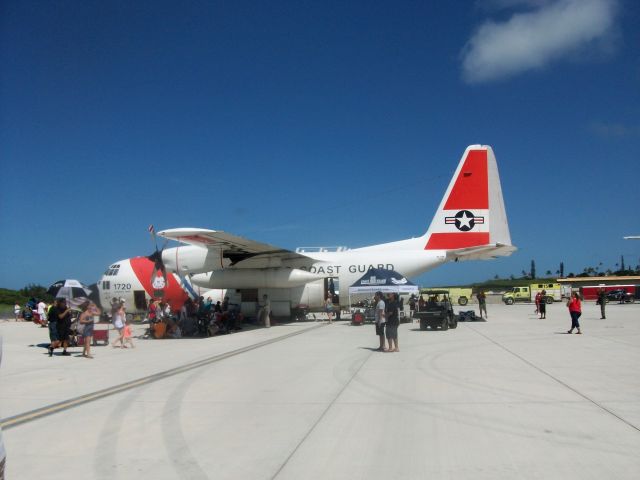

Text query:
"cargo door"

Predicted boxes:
[[134, 291, 148, 311]]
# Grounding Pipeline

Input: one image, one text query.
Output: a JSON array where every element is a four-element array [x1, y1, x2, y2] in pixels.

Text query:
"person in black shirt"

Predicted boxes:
[[385, 293, 400, 352], [48, 298, 73, 356]]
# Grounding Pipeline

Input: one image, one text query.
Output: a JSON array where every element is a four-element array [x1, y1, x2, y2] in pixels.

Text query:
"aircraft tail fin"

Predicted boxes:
[[422, 145, 515, 258]]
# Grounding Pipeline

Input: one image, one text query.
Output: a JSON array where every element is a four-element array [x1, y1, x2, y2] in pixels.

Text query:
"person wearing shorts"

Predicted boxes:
[[111, 299, 126, 348], [47, 299, 72, 356], [78, 301, 100, 358], [385, 293, 400, 352]]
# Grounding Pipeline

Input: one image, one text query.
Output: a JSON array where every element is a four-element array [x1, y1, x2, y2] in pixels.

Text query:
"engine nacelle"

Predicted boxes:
[[161, 246, 225, 274], [190, 268, 325, 289]]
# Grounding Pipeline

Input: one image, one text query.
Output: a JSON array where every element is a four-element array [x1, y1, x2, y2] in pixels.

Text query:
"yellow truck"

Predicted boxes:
[[421, 287, 473, 306], [502, 283, 563, 305]]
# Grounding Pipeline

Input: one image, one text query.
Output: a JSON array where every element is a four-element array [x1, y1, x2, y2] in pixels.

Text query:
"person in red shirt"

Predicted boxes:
[[567, 292, 582, 334]]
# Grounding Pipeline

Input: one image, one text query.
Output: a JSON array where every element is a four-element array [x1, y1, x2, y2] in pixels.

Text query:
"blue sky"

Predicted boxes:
[[1, 0, 638, 290]]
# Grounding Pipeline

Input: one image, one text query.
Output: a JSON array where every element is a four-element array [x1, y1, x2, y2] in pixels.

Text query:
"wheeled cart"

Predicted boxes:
[[77, 322, 110, 346]]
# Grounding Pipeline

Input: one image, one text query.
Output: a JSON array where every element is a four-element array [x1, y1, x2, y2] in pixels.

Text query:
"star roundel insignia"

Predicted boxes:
[[445, 210, 485, 231], [454, 210, 475, 231]]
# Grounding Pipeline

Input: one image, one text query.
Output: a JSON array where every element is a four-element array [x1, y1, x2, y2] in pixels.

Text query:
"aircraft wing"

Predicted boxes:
[[157, 228, 309, 264], [446, 243, 517, 261]]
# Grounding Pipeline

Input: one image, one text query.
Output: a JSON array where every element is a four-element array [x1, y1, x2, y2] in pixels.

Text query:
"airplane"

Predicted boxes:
[[141, 144, 516, 318]]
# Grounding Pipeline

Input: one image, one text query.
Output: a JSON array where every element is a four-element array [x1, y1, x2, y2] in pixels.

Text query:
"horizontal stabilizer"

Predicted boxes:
[[446, 243, 517, 261]]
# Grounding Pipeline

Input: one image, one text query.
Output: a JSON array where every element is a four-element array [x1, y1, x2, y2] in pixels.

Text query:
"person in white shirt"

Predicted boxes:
[[14, 303, 21, 321], [374, 291, 386, 351], [37, 300, 48, 325]]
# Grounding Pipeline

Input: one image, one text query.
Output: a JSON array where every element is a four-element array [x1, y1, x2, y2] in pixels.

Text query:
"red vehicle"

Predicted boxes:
[[580, 285, 636, 302], [73, 319, 110, 346]]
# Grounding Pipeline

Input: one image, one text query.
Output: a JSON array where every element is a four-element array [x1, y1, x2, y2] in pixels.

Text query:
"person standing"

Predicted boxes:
[[408, 294, 416, 320], [385, 293, 400, 352], [374, 291, 386, 351], [148, 299, 158, 323], [111, 300, 126, 348], [13, 303, 21, 321], [567, 292, 582, 334], [123, 318, 135, 348], [222, 296, 229, 312], [78, 301, 100, 358], [325, 294, 334, 324], [534, 291, 541, 314], [477, 291, 487, 319], [538, 290, 547, 319], [48, 298, 72, 356], [37, 299, 48, 326], [597, 288, 606, 319]]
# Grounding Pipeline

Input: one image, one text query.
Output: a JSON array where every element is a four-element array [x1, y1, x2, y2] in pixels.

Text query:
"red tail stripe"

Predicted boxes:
[[425, 232, 490, 250], [443, 150, 488, 210]]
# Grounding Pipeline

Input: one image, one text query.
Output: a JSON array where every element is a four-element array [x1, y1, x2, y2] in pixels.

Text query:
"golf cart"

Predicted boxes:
[[415, 290, 457, 331]]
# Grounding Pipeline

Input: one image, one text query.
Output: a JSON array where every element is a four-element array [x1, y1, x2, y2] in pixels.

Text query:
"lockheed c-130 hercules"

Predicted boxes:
[[97, 145, 516, 318]]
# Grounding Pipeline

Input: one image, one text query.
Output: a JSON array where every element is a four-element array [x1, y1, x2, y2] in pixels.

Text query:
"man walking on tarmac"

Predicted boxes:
[[598, 288, 606, 319], [477, 291, 488, 319]]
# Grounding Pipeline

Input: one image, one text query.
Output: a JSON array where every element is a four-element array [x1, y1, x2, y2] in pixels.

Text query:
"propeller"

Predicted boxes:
[[146, 225, 168, 294]]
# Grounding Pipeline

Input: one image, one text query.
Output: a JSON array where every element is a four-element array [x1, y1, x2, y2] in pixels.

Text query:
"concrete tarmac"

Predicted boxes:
[[1, 302, 639, 479]]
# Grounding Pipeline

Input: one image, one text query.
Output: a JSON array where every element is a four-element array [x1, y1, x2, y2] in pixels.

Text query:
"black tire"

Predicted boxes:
[[545, 296, 553, 304], [441, 316, 449, 331], [450, 315, 458, 329], [420, 321, 427, 331], [505, 298, 514, 305], [458, 296, 468, 306]]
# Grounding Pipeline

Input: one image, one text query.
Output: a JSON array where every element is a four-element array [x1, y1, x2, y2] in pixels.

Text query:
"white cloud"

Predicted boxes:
[[461, 0, 619, 83]]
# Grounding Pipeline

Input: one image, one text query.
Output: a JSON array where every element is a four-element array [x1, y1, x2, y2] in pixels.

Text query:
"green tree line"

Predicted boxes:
[[0, 284, 53, 306]]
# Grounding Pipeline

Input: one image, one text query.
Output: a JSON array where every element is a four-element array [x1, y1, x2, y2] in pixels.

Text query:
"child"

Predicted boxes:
[[123, 319, 135, 348]]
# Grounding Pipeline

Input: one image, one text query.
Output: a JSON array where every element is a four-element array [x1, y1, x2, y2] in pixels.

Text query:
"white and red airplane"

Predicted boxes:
[[97, 145, 515, 318], [95, 256, 226, 316]]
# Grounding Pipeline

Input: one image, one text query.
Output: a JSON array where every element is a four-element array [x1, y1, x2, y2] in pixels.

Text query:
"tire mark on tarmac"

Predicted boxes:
[[269, 348, 373, 480], [0, 324, 324, 431], [160, 368, 210, 480], [93, 387, 147, 480], [466, 323, 640, 433]]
